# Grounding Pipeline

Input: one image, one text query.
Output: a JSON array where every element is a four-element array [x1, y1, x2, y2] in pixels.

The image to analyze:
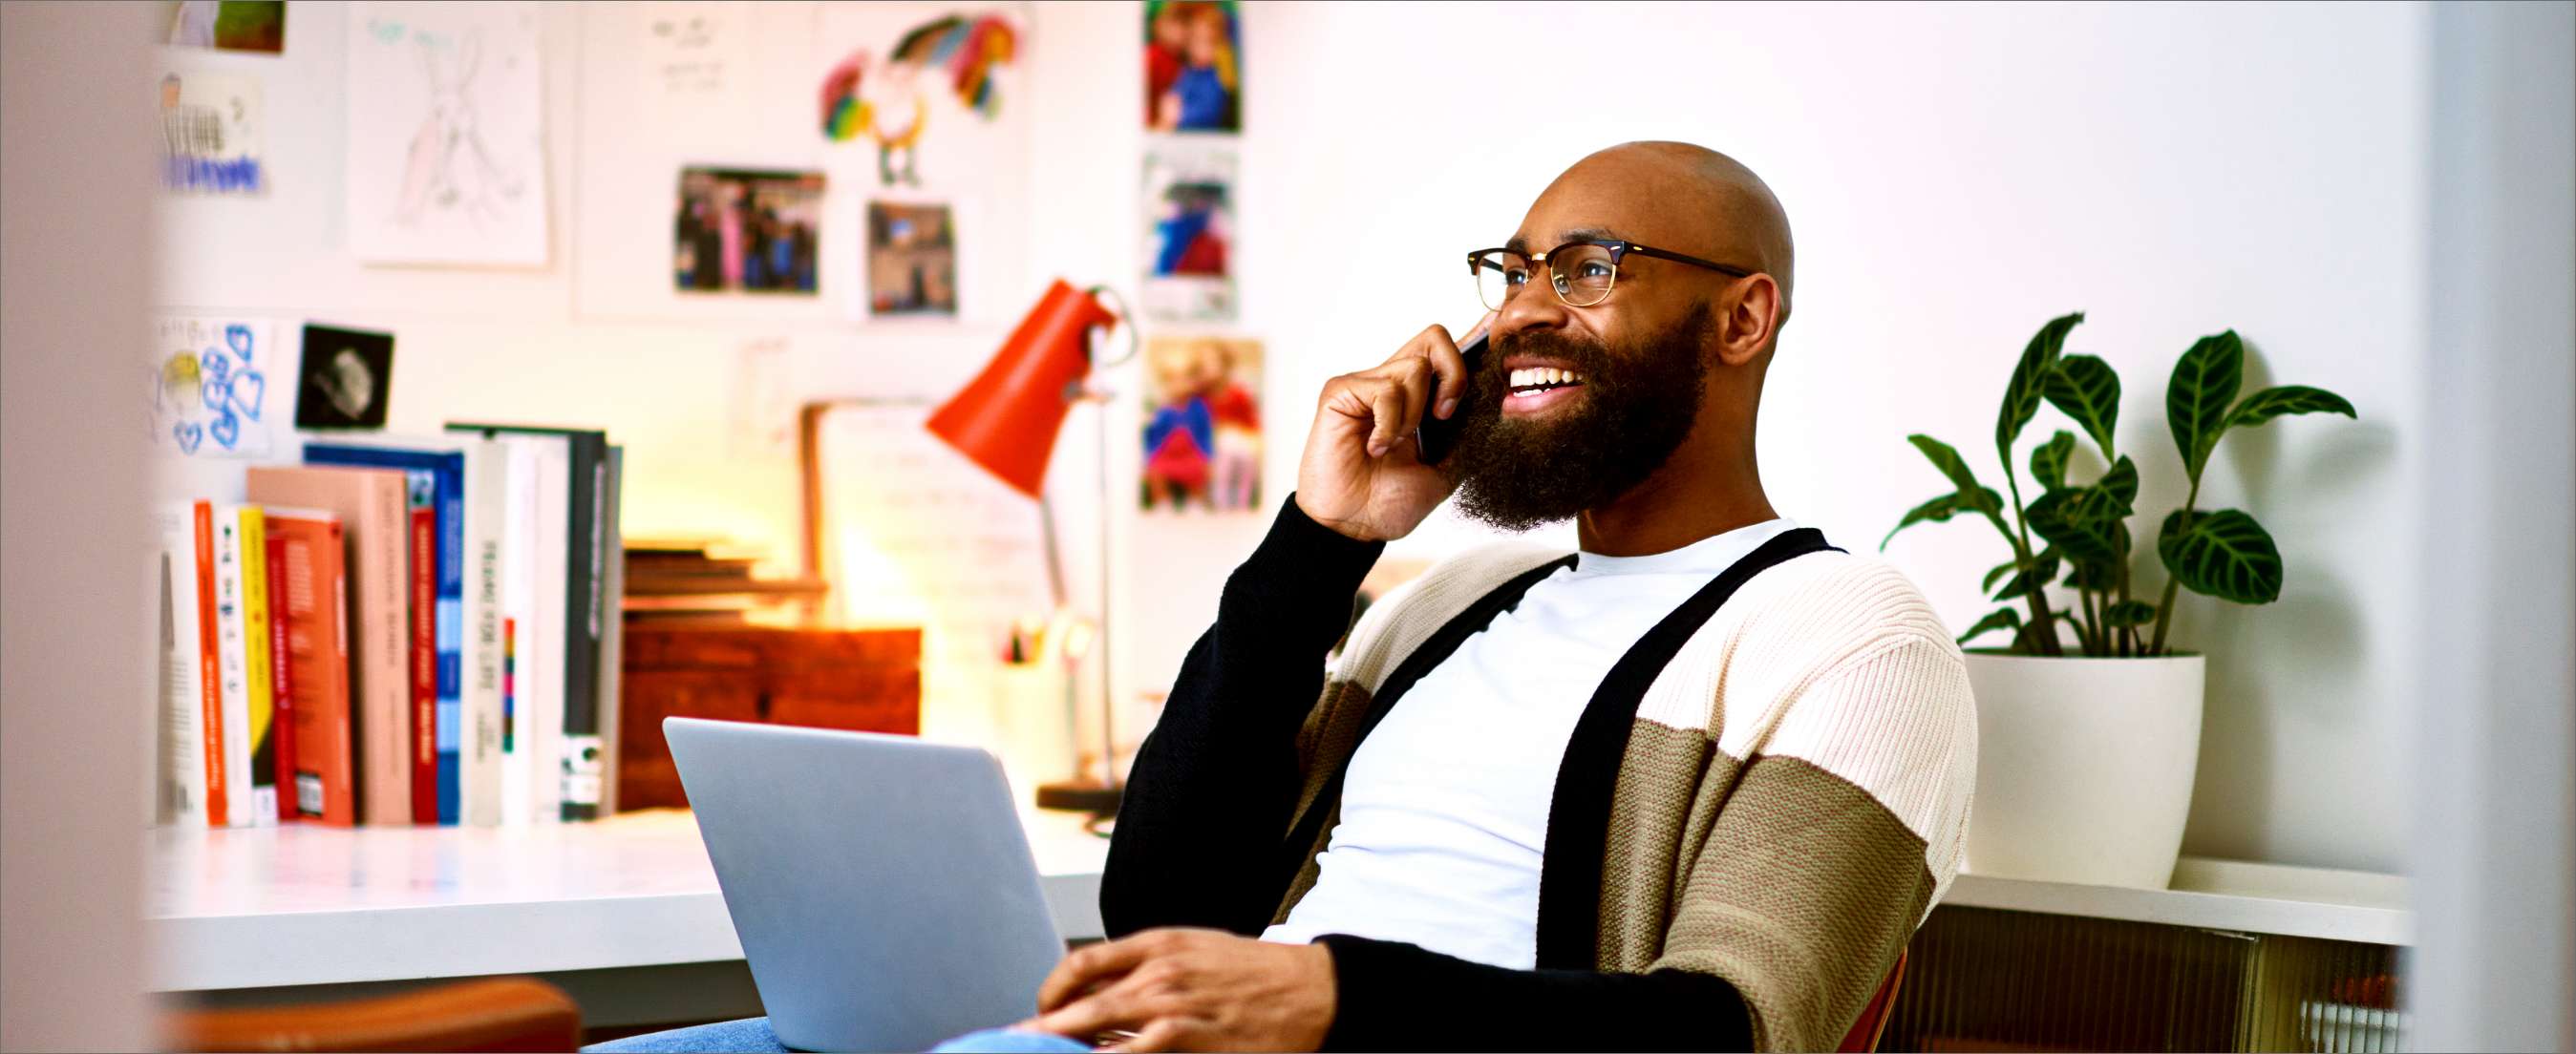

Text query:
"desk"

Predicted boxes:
[[150, 809, 1108, 1025]]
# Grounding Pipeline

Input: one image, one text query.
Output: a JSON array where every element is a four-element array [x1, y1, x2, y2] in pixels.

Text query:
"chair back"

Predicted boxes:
[[1835, 950, 1908, 1053], [167, 976, 581, 1052]]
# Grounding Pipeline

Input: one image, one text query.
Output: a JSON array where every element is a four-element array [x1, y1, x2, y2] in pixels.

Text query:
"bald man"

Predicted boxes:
[[1029, 143, 1977, 1052]]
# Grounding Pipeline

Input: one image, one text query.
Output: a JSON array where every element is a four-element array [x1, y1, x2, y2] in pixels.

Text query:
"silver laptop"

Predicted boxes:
[[665, 717, 1067, 1052]]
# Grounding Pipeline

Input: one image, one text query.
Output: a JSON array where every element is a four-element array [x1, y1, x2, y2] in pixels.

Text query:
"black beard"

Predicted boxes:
[[1446, 309, 1713, 532]]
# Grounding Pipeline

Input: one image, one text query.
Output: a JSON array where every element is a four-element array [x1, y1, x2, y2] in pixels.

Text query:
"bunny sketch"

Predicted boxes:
[[394, 30, 525, 226]]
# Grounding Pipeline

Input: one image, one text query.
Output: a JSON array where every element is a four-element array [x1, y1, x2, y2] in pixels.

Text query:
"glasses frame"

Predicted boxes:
[[1466, 239, 1756, 309]]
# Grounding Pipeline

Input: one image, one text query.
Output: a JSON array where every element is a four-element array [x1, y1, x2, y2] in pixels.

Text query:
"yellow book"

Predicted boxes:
[[235, 505, 278, 826]]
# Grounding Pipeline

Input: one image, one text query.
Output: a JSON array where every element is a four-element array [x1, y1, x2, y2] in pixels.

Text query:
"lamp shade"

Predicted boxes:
[[927, 279, 1119, 499]]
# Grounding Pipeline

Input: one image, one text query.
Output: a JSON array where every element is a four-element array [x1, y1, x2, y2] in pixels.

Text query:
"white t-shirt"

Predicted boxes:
[[1262, 517, 1799, 969]]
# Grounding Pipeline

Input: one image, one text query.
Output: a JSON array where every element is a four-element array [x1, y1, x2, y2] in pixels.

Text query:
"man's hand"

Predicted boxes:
[[1025, 928, 1337, 1052], [1294, 318, 1489, 542]]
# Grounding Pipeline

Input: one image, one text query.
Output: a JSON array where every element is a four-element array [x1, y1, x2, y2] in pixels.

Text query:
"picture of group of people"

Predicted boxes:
[[1141, 336, 1262, 512], [1143, 0, 1240, 133], [673, 167, 822, 295]]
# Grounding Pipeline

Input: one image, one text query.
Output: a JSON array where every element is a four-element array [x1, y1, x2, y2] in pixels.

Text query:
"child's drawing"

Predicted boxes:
[[817, 9, 1020, 187], [150, 317, 275, 457], [345, 2, 547, 266]]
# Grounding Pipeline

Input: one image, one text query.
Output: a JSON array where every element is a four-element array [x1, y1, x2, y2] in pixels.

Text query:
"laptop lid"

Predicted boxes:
[[666, 717, 1065, 1051]]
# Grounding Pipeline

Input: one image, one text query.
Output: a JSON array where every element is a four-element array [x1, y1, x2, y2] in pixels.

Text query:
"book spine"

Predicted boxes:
[[194, 502, 227, 827], [265, 528, 299, 823], [592, 447, 625, 816], [237, 509, 279, 826], [558, 437, 603, 821], [324, 521, 354, 824], [158, 511, 209, 827], [358, 477, 410, 827], [408, 497, 437, 824], [211, 508, 252, 827], [434, 455, 463, 825], [462, 451, 504, 826]]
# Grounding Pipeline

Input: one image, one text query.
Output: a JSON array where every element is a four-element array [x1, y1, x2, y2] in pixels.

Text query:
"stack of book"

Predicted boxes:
[[623, 538, 827, 627], [154, 425, 625, 828]]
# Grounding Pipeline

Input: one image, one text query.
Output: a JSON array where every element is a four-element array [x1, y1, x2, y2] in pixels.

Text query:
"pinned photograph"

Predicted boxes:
[[1140, 336, 1262, 512], [160, 1, 287, 53], [294, 325, 395, 431], [1140, 145, 1235, 323], [674, 167, 824, 295], [159, 72, 265, 195], [866, 200, 957, 318], [1143, 1, 1239, 133]]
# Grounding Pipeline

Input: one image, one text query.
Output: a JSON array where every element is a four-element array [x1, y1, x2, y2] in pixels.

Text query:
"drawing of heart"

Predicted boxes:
[[209, 408, 241, 449], [224, 324, 255, 362], [174, 421, 204, 453], [202, 372, 234, 412], [229, 370, 266, 419]]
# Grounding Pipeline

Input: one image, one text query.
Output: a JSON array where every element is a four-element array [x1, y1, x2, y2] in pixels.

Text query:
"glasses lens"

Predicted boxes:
[[1473, 251, 1529, 311], [1550, 244, 1618, 306]]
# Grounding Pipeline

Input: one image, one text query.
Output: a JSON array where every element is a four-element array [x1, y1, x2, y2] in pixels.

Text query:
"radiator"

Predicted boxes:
[[1883, 906, 2407, 1052]]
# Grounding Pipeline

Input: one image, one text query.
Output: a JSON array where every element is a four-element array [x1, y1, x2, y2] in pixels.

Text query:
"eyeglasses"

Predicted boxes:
[[1466, 239, 1755, 311]]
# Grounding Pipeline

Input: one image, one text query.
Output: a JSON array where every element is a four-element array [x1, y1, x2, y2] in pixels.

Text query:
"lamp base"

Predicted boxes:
[[1035, 777, 1123, 815]]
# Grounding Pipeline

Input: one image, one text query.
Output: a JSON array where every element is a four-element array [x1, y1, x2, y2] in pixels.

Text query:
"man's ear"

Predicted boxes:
[[1714, 274, 1783, 368]]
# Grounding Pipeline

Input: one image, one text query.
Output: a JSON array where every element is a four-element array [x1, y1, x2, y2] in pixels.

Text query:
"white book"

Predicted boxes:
[[155, 505, 212, 828], [210, 507, 258, 828], [481, 435, 570, 826]]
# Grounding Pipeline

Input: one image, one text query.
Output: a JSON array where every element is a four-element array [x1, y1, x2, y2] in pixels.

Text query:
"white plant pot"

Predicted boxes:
[[1961, 652, 2205, 889]]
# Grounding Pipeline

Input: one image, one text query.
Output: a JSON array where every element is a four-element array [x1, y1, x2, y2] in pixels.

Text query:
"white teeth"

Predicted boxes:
[[1508, 367, 1586, 390]]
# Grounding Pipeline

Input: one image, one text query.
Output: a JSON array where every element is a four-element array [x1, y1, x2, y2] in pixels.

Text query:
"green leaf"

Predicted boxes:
[[2167, 330, 2245, 483], [1957, 606, 2025, 647], [1907, 434, 1984, 497], [2223, 385, 2357, 432], [2030, 431, 2076, 490], [1982, 547, 2059, 593], [2066, 557, 2119, 591], [1880, 487, 2003, 550], [2158, 508, 2283, 604], [1992, 552, 2062, 601], [1997, 312, 2086, 455], [2102, 601, 2158, 627], [2027, 484, 2133, 565], [2044, 354, 2122, 459], [2098, 455, 2139, 512]]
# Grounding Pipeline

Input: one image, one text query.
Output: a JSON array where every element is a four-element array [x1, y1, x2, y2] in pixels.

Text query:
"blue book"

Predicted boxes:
[[305, 441, 464, 824]]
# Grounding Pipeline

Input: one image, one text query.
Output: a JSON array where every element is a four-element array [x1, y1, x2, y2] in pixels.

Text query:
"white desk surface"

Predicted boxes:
[[147, 809, 1110, 992], [1947, 855, 2413, 946]]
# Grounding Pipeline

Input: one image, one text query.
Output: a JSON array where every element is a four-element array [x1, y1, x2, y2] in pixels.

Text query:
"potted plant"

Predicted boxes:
[[1885, 312, 2355, 889]]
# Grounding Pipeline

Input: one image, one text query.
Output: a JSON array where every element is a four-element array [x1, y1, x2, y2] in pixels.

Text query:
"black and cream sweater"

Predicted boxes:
[[1103, 499, 1975, 1051]]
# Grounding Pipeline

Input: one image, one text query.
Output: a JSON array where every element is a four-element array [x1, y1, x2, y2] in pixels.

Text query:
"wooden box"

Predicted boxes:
[[617, 624, 922, 812]]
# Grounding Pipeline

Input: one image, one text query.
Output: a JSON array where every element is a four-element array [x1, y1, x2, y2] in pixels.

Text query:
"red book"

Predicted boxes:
[[408, 500, 436, 824], [193, 501, 228, 826], [265, 529, 300, 823]]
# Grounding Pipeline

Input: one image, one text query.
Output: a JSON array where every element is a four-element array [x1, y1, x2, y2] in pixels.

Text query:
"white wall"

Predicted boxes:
[[1220, 1, 2427, 874], [153, 1, 2437, 874]]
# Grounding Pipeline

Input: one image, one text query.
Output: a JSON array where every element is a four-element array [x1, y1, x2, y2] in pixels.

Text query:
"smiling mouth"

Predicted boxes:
[[1506, 366, 1587, 398]]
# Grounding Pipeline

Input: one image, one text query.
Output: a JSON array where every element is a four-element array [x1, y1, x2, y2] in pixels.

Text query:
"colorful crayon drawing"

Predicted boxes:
[[820, 12, 1018, 186], [151, 318, 276, 456]]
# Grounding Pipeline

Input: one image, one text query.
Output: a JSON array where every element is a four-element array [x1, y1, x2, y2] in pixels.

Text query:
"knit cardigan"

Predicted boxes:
[[1102, 500, 1977, 1052]]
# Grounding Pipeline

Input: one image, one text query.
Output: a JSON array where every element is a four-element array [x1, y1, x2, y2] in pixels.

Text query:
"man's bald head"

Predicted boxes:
[[1552, 141, 1795, 318]]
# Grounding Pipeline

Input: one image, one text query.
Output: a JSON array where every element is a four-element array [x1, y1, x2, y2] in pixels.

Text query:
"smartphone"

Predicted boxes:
[[1416, 330, 1487, 465]]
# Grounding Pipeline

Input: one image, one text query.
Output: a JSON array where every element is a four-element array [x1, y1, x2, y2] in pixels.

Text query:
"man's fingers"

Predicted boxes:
[[1033, 979, 1163, 1042], [1364, 363, 1432, 455], [1034, 938, 1153, 1013], [1411, 323, 1478, 420], [1103, 1018, 1191, 1053]]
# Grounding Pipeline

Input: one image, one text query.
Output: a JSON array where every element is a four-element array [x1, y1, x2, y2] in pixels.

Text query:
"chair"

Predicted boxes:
[[1835, 950, 1908, 1053], [166, 976, 582, 1053]]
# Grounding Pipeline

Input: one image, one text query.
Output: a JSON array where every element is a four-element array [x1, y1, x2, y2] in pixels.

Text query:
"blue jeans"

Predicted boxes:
[[584, 1018, 1089, 1054]]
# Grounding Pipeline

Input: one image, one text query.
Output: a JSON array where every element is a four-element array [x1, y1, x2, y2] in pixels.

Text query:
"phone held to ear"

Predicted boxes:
[[1416, 330, 1486, 466]]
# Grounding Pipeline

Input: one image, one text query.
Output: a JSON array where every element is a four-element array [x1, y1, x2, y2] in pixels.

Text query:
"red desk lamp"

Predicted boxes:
[[927, 280, 1135, 814]]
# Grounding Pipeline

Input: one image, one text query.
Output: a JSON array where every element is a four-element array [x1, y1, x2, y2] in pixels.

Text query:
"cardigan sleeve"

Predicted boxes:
[[1650, 630, 1977, 1051], [1100, 496, 1383, 938], [1316, 935, 1753, 1051]]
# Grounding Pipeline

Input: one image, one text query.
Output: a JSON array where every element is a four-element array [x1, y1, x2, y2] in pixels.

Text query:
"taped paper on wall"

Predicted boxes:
[[151, 317, 277, 457], [344, 1, 548, 265]]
